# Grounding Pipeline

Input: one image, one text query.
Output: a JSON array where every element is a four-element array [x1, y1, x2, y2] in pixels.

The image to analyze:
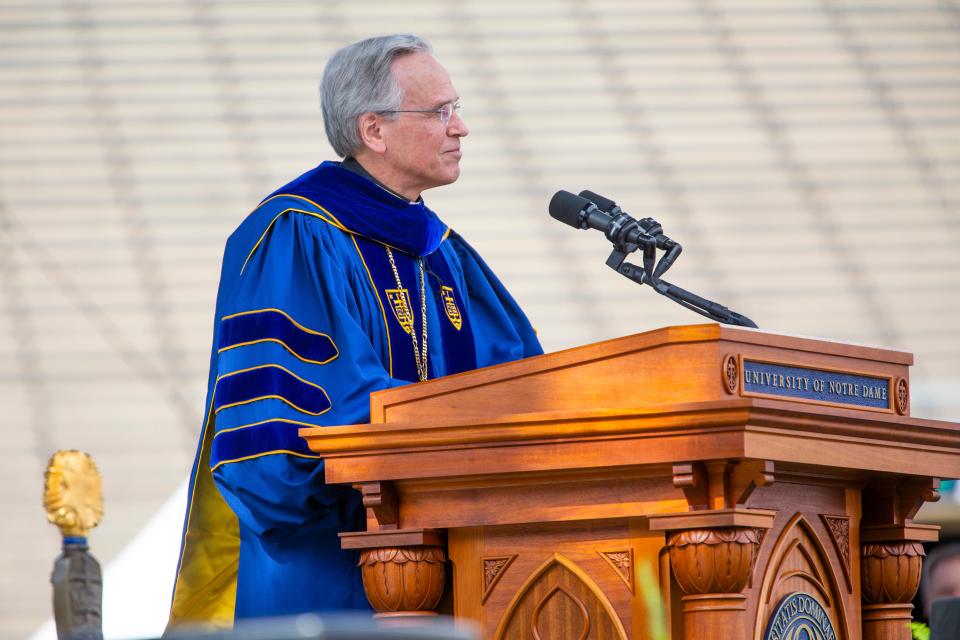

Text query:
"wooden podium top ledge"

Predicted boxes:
[[368, 324, 912, 417], [358, 324, 915, 426], [301, 396, 960, 484]]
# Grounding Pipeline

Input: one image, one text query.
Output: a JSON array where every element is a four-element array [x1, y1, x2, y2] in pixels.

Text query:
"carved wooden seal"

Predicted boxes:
[[722, 354, 739, 395], [895, 378, 909, 415]]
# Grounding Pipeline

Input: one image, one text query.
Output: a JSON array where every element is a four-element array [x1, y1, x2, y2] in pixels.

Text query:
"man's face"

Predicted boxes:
[[379, 51, 469, 196], [926, 555, 960, 618]]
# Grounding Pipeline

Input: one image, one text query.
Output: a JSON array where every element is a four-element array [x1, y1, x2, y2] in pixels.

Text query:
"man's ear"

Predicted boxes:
[[358, 112, 387, 154]]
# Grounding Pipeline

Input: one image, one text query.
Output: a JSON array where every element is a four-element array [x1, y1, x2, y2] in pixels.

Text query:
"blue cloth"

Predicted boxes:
[[169, 162, 542, 626]]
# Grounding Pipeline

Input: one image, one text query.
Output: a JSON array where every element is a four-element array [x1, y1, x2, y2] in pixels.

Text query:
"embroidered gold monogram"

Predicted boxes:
[[441, 286, 462, 331], [385, 288, 414, 335]]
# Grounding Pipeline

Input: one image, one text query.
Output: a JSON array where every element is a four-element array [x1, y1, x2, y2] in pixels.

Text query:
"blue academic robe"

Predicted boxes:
[[168, 162, 542, 627]]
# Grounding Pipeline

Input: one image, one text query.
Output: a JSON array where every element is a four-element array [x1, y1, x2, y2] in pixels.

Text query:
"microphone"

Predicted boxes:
[[549, 190, 654, 252], [579, 190, 677, 250], [548, 189, 757, 328]]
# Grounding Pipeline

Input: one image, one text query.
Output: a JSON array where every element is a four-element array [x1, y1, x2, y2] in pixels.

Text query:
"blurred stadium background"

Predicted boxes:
[[2, 0, 958, 637]]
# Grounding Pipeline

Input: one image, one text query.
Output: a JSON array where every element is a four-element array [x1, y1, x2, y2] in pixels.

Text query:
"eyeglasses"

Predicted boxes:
[[380, 100, 462, 126]]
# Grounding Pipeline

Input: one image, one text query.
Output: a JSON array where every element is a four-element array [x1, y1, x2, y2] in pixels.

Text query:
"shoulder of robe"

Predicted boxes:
[[223, 193, 363, 276]]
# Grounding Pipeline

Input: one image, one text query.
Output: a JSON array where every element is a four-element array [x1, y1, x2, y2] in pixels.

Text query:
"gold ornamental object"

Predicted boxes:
[[44, 450, 104, 538]]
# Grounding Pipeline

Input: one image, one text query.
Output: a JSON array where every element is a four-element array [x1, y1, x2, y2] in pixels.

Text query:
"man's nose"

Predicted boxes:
[[448, 111, 469, 137]]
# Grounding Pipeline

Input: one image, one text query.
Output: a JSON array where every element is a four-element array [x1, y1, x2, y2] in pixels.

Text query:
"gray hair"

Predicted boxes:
[[321, 34, 433, 158]]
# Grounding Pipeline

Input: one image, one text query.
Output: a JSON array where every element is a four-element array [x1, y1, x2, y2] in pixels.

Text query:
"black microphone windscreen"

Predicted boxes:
[[549, 190, 590, 228], [579, 190, 618, 213]]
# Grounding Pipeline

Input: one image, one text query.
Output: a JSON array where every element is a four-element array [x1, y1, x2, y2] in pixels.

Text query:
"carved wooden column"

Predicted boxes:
[[340, 481, 447, 618], [359, 545, 446, 617], [860, 478, 940, 640], [666, 526, 763, 640], [650, 460, 777, 640], [860, 541, 924, 640]]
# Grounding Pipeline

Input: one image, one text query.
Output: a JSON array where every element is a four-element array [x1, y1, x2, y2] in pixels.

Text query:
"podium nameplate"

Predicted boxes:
[[742, 358, 890, 410]]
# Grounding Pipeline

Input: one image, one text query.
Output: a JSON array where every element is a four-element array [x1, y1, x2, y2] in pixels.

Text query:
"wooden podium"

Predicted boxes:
[[300, 324, 960, 639]]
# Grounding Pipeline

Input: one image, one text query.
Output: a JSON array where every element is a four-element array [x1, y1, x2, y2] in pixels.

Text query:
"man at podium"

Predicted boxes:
[[166, 34, 542, 629]]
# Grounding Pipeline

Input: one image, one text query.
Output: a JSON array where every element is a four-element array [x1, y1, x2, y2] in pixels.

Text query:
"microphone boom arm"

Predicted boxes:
[[606, 250, 758, 328]]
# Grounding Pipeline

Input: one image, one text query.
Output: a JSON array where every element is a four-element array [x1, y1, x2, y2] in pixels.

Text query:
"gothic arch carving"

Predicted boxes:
[[494, 553, 627, 640], [753, 513, 848, 640]]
